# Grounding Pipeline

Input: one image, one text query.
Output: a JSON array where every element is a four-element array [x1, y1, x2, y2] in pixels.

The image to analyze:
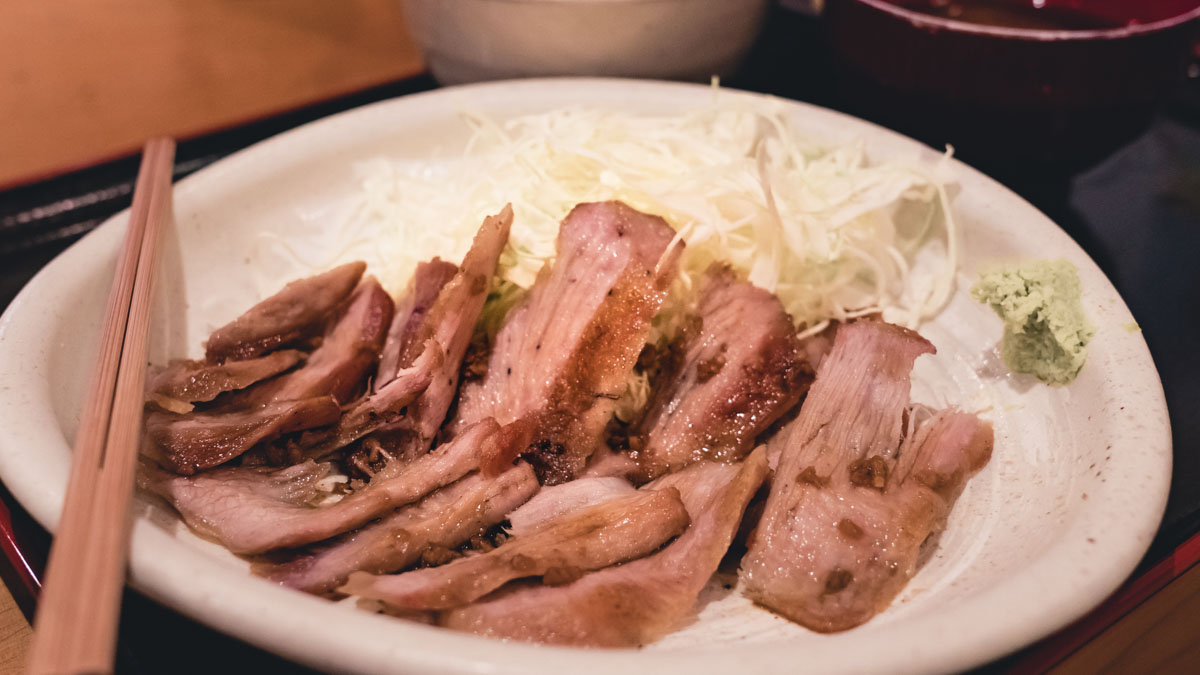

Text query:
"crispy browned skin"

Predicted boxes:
[[205, 261, 366, 362], [145, 350, 305, 412], [147, 396, 341, 475], [633, 264, 811, 479], [439, 449, 769, 647], [740, 321, 993, 632], [342, 486, 689, 611], [454, 201, 681, 484]]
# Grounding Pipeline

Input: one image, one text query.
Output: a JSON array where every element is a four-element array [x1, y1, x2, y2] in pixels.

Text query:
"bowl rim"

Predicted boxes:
[[848, 0, 1200, 41]]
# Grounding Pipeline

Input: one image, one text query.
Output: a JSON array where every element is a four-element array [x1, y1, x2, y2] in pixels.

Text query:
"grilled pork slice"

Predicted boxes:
[[634, 265, 811, 479], [241, 277, 393, 406], [376, 259, 458, 388], [147, 396, 340, 475], [439, 448, 769, 647], [205, 261, 366, 362], [455, 201, 681, 483], [302, 345, 441, 457], [373, 207, 514, 454], [740, 320, 993, 632], [255, 464, 539, 594], [145, 350, 305, 413], [342, 485, 689, 611], [582, 450, 640, 480], [145, 419, 502, 554], [504, 476, 637, 535]]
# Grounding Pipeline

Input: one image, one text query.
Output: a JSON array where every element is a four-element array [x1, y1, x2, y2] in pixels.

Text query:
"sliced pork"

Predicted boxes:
[[740, 320, 993, 632], [343, 485, 689, 611], [145, 349, 304, 413], [205, 261, 366, 362], [255, 464, 539, 594], [454, 201, 681, 483], [505, 477, 637, 536], [633, 264, 811, 479], [145, 419, 503, 553], [146, 396, 341, 475], [373, 207, 514, 453], [439, 448, 768, 647], [376, 259, 458, 388], [302, 345, 441, 457], [241, 277, 393, 406], [582, 449, 640, 480]]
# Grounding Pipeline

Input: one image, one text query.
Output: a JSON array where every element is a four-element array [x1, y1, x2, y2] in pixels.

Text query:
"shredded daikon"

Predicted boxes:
[[322, 89, 959, 333]]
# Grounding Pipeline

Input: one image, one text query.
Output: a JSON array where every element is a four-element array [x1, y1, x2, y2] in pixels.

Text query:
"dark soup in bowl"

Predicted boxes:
[[826, 0, 1200, 178]]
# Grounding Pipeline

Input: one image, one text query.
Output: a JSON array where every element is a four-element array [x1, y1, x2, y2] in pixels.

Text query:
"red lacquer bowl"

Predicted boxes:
[[826, 0, 1200, 175]]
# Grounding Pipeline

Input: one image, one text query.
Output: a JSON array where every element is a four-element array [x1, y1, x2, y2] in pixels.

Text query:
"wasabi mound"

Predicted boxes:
[[971, 258, 1094, 386]]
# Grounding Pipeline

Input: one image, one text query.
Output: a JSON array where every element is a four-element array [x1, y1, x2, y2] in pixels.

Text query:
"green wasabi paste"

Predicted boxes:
[[970, 258, 1094, 386]]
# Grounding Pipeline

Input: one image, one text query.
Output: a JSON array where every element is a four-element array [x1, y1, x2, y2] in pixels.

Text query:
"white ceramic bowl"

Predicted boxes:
[[400, 0, 770, 84], [0, 79, 1170, 674]]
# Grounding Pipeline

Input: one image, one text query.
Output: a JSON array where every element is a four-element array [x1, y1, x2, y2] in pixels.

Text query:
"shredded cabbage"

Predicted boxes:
[[321, 88, 959, 334]]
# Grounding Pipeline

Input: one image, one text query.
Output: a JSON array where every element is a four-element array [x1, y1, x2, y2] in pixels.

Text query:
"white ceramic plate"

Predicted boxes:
[[0, 79, 1170, 674]]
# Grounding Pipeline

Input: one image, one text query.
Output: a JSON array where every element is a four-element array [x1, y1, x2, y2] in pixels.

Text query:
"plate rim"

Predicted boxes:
[[0, 76, 1172, 674]]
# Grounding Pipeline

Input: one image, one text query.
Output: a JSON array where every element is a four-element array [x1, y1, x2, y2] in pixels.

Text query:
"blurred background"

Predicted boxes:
[[1, 1, 1198, 672]]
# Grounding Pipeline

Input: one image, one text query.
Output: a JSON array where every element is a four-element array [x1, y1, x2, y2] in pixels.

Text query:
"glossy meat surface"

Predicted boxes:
[[239, 277, 393, 406], [740, 321, 993, 632], [147, 396, 340, 475], [377, 206, 514, 453], [455, 201, 681, 483], [376, 258, 458, 388], [344, 485, 689, 611], [205, 261, 365, 362], [302, 345, 440, 457], [440, 449, 768, 646], [145, 349, 304, 412], [255, 464, 539, 594], [146, 419, 501, 553], [634, 264, 810, 479]]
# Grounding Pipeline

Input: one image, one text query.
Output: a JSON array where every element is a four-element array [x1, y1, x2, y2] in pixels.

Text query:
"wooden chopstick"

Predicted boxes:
[[27, 138, 176, 675]]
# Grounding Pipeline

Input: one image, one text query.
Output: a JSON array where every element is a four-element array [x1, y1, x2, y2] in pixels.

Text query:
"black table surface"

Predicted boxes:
[[1, 7, 1197, 673]]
